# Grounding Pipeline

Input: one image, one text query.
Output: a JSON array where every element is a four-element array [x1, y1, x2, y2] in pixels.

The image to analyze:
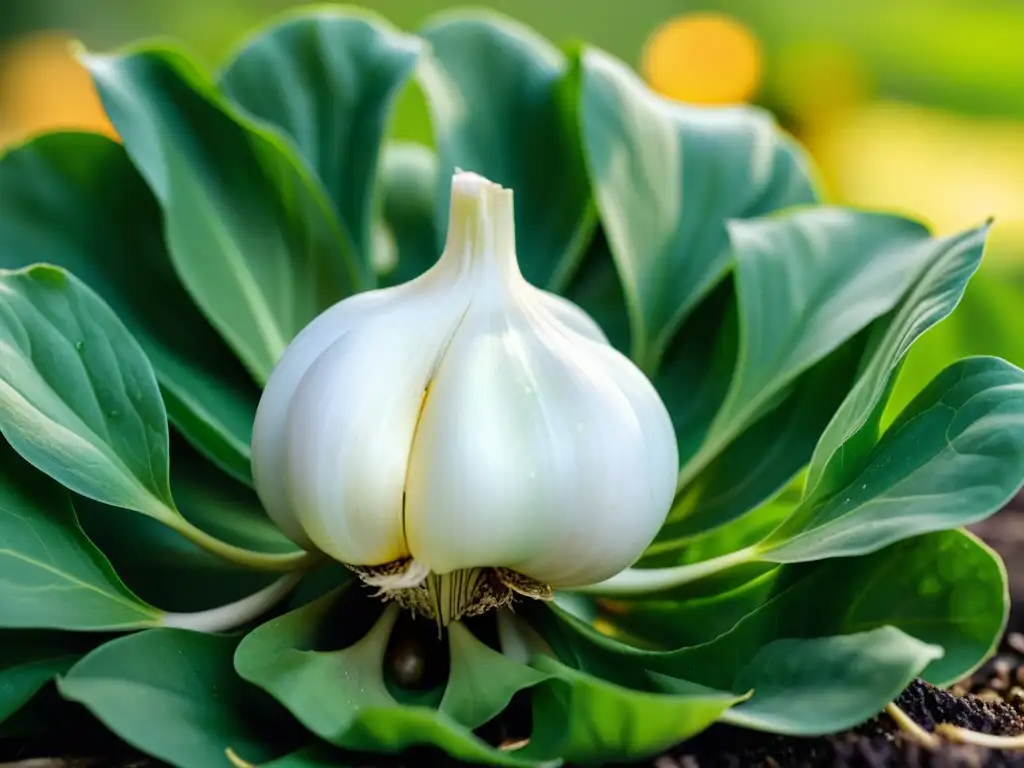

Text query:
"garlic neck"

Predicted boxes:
[[441, 171, 522, 286]]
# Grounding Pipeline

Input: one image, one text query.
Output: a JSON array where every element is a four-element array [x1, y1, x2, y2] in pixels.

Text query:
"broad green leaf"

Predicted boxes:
[[761, 356, 1024, 561], [59, 629, 293, 768], [805, 222, 989, 501], [0, 266, 302, 572], [439, 621, 548, 729], [834, 529, 1007, 686], [335, 706, 544, 767], [234, 591, 395, 743], [376, 141, 440, 287], [521, 655, 745, 764], [418, 11, 594, 290], [0, 633, 83, 723], [682, 211, 937, 491], [578, 46, 818, 368], [0, 266, 176, 520], [657, 331, 870, 543], [219, 9, 422, 269], [235, 593, 542, 767], [0, 437, 159, 629], [700, 627, 942, 735], [0, 132, 258, 485], [551, 529, 1003, 692], [653, 530, 1005, 690], [83, 45, 357, 382]]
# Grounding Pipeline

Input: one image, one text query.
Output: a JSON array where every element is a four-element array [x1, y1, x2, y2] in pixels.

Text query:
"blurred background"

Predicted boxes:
[[1, 0, 1022, 413]]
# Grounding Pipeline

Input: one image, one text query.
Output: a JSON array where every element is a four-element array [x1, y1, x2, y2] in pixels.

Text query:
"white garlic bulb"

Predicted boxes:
[[250, 171, 679, 626]]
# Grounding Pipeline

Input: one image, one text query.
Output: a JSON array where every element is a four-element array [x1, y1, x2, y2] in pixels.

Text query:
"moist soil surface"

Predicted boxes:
[[4, 496, 1024, 768]]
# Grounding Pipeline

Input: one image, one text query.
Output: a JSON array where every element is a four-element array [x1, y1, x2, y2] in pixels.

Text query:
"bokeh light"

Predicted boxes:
[[806, 100, 1024, 266], [641, 12, 762, 105], [0, 31, 115, 147]]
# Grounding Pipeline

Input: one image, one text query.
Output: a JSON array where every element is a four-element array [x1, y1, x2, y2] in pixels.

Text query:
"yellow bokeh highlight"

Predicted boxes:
[[806, 101, 1024, 266], [0, 31, 116, 147], [641, 12, 763, 105]]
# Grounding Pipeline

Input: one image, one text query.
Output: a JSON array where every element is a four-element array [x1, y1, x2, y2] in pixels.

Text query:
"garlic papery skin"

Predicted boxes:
[[250, 170, 679, 626]]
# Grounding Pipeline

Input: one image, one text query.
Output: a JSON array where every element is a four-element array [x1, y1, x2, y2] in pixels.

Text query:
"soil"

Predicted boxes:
[[4, 496, 1024, 768]]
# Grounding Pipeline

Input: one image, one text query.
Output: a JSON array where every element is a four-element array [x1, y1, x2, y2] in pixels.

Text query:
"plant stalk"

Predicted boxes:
[[568, 545, 760, 597], [163, 515, 322, 571], [161, 572, 304, 633]]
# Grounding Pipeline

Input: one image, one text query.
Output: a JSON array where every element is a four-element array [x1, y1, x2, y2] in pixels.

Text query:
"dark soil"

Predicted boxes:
[[5, 496, 1024, 768]]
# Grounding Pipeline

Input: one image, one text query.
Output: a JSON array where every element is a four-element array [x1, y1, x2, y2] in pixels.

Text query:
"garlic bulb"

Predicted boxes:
[[251, 171, 679, 626]]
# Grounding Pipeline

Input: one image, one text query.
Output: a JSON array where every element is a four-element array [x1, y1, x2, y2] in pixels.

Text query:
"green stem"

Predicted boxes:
[[569, 545, 760, 598], [162, 515, 323, 572]]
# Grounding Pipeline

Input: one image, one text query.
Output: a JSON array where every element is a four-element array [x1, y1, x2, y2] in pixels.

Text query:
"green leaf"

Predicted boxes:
[[680, 211, 937, 490], [334, 707, 546, 767], [0, 633, 83, 723], [235, 591, 395, 744], [658, 331, 870, 543], [886, 264, 1024, 428], [553, 528, 1002, 698], [654, 211, 960, 545], [687, 627, 942, 735], [59, 629, 292, 768], [376, 141, 440, 287], [838, 530, 1007, 686], [75, 437, 295, 613], [0, 437, 159, 629], [653, 530, 1005, 691], [761, 356, 1024, 561], [439, 621, 548, 729], [522, 655, 745, 764], [0, 264, 309, 572], [805, 222, 989, 502], [236, 594, 544, 767], [83, 44, 358, 382], [418, 11, 593, 291], [219, 9, 422, 270], [0, 132, 259, 485], [0, 265, 176, 520], [578, 46, 818, 368]]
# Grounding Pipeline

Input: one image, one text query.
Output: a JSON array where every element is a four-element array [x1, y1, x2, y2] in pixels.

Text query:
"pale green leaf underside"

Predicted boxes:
[[578, 46, 818, 369], [0, 266, 174, 519]]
